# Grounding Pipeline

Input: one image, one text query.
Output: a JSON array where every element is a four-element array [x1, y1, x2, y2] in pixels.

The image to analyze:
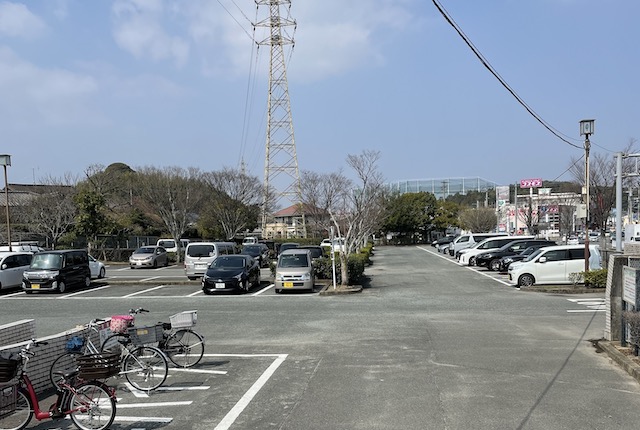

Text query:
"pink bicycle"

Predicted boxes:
[[0, 339, 117, 430]]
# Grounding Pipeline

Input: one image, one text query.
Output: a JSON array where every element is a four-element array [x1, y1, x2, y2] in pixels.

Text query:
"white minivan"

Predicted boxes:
[[184, 242, 236, 280], [448, 232, 508, 257], [458, 236, 534, 266], [508, 244, 601, 288]]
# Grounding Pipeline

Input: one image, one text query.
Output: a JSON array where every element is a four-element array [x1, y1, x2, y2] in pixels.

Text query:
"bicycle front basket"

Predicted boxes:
[[0, 357, 19, 384], [169, 310, 197, 328]]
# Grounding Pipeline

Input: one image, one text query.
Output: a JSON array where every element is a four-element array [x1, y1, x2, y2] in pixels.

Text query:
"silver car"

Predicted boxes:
[[129, 246, 168, 269], [274, 249, 315, 293]]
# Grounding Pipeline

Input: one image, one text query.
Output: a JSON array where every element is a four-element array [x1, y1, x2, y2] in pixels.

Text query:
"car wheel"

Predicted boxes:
[[518, 274, 535, 287], [275, 288, 281, 294], [99, 267, 106, 278], [489, 260, 501, 271], [188, 276, 197, 281], [24, 290, 32, 295], [58, 281, 66, 294], [153, 260, 157, 269], [84, 275, 91, 288], [469, 257, 476, 266]]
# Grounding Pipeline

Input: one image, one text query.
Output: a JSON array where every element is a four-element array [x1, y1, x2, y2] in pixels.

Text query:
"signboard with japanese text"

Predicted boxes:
[[623, 266, 640, 308], [496, 186, 510, 207], [520, 178, 543, 188]]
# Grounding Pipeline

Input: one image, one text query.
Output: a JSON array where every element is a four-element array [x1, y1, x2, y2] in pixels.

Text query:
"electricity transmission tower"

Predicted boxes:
[[254, 0, 306, 238]]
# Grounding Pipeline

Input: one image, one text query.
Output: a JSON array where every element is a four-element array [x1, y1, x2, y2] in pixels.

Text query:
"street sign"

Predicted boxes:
[[520, 178, 543, 188]]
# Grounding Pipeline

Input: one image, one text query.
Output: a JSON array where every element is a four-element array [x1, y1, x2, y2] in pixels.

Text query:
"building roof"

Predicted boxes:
[[273, 203, 327, 217]]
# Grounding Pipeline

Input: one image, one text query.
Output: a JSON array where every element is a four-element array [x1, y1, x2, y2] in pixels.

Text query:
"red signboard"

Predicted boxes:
[[520, 178, 543, 188]]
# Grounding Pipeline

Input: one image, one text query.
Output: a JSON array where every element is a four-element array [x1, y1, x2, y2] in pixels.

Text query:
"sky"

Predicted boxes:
[[0, 0, 639, 189]]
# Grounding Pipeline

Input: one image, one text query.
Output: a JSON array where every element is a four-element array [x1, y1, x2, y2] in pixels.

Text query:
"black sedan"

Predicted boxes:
[[241, 244, 270, 267], [202, 255, 260, 294], [497, 246, 547, 272], [475, 239, 557, 271]]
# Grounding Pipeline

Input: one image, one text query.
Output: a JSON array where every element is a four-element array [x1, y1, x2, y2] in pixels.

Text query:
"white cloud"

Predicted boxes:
[[109, 0, 416, 81], [0, 47, 103, 126], [112, 0, 189, 68], [0, 1, 46, 39]]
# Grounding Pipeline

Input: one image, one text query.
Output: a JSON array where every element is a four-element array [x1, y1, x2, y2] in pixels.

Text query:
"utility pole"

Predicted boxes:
[[255, 0, 306, 238], [580, 119, 594, 271]]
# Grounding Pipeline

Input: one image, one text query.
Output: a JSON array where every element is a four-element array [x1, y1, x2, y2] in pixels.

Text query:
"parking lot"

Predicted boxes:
[[1, 246, 632, 430]]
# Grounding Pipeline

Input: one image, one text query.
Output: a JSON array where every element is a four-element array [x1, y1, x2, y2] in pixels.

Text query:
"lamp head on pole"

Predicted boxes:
[[579, 119, 595, 137], [0, 155, 11, 167]]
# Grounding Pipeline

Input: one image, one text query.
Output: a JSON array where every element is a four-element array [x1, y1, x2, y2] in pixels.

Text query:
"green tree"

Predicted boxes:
[[382, 192, 437, 241], [74, 189, 108, 255], [433, 200, 461, 232]]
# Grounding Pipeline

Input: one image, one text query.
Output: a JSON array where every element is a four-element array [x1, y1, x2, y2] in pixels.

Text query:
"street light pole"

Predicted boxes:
[[580, 120, 594, 272], [0, 155, 11, 252]]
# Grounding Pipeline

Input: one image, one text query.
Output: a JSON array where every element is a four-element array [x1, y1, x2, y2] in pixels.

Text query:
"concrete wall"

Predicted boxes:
[[0, 319, 111, 394]]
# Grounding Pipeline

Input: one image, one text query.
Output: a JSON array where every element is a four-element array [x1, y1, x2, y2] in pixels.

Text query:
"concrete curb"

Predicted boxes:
[[318, 284, 363, 296], [597, 340, 640, 384]]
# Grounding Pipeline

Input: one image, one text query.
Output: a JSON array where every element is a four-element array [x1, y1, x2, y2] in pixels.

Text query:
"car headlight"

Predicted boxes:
[[276, 273, 284, 281], [503, 258, 513, 264], [301, 273, 310, 281]]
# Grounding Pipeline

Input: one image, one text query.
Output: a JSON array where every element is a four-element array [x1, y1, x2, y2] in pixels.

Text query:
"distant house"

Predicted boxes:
[[264, 203, 329, 239]]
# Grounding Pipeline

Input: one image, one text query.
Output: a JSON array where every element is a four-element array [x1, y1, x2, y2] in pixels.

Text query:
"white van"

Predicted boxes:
[[458, 236, 534, 266], [508, 244, 601, 288], [242, 237, 258, 245], [448, 232, 508, 257], [156, 238, 190, 253], [184, 242, 236, 280]]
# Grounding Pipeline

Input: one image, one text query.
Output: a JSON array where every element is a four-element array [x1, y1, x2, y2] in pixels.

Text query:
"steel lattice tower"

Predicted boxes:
[[255, 0, 305, 238]]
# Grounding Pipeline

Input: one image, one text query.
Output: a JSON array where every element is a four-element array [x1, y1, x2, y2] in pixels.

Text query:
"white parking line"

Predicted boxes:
[[114, 416, 173, 423], [187, 290, 203, 297], [215, 354, 288, 430], [123, 285, 166, 298], [140, 276, 162, 282], [156, 386, 210, 391], [58, 285, 112, 298], [170, 367, 227, 375], [252, 284, 274, 296], [118, 401, 193, 408]]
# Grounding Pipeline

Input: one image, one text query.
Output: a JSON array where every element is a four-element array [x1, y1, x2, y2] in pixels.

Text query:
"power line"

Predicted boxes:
[[432, 0, 583, 150]]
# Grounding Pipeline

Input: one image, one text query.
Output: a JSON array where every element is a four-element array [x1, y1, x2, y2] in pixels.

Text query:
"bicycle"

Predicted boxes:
[[127, 308, 205, 368], [49, 318, 105, 389], [0, 339, 117, 430], [99, 315, 169, 392]]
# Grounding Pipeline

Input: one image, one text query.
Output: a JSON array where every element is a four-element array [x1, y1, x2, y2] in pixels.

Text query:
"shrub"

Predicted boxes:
[[584, 268, 607, 288]]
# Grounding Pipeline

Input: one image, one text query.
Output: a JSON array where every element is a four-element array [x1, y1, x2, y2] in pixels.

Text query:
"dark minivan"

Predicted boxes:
[[22, 250, 91, 294]]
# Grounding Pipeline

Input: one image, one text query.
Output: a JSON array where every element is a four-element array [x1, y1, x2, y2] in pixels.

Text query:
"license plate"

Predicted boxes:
[[283, 282, 294, 288], [215, 283, 226, 289], [196, 264, 208, 269], [137, 262, 142, 266], [31, 284, 40, 289]]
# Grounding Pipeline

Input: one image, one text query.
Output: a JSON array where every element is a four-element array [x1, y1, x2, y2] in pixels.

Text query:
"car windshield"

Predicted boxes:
[[30, 253, 63, 270], [278, 254, 309, 268], [135, 247, 155, 254], [300, 248, 323, 259], [522, 248, 544, 262], [158, 240, 175, 248], [187, 245, 215, 257], [212, 257, 244, 269], [242, 245, 260, 255]]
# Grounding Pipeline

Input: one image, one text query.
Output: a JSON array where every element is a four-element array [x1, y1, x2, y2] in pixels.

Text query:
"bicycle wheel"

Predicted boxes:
[[50, 352, 79, 389], [0, 388, 32, 430], [123, 346, 168, 391], [164, 329, 205, 368], [69, 382, 116, 430]]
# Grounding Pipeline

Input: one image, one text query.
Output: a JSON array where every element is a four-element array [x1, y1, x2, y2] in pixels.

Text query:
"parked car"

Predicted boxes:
[[475, 239, 557, 271], [0, 252, 33, 290], [129, 246, 168, 269], [274, 249, 315, 293], [297, 245, 325, 260], [498, 245, 553, 272], [89, 255, 106, 279], [201, 254, 260, 294], [320, 238, 332, 250], [156, 238, 189, 253], [241, 244, 270, 267], [184, 242, 236, 280], [459, 236, 534, 266], [431, 235, 457, 248], [508, 244, 601, 288], [22, 249, 91, 294], [278, 242, 300, 255], [242, 236, 258, 245]]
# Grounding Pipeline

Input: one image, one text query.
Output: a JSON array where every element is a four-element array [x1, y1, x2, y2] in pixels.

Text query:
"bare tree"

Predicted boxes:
[[22, 174, 78, 249], [300, 170, 351, 238], [570, 139, 638, 232], [133, 166, 206, 262], [328, 150, 387, 287], [200, 168, 263, 240]]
